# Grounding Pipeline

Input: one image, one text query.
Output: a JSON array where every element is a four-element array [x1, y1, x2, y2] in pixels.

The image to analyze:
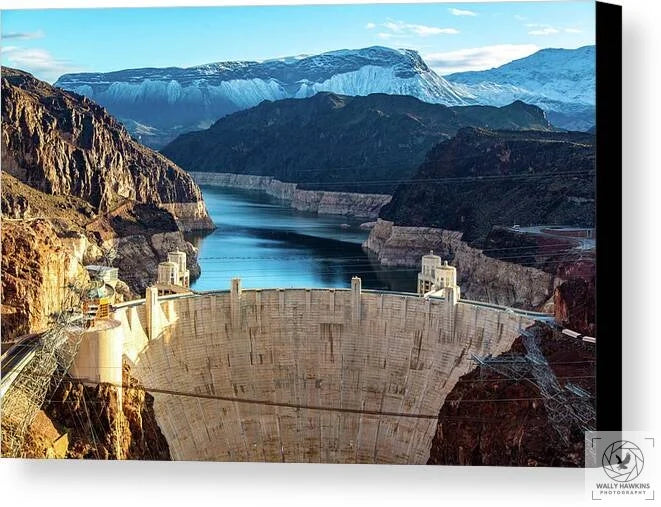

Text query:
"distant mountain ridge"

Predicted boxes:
[[161, 92, 553, 194], [55, 46, 470, 148], [445, 46, 595, 131], [55, 45, 595, 147]]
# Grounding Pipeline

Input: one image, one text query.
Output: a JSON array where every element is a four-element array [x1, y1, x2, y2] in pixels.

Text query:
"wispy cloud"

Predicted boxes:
[[449, 8, 477, 17], [1, 46, 83, 83], [1, 30, 45, 41], [525, 23, 560, 36], [369, 19, 459, 39], [524, 23, 581, 36], [514, 15, 528, 22], [529, 27, 559, 36], [424, 44, 539, 75]]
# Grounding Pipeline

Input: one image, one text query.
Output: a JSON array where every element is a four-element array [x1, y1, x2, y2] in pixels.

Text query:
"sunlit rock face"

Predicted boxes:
[[2, 67, 213, 231]]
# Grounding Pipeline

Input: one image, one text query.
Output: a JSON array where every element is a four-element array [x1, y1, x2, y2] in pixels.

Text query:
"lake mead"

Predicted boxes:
[[186, 186, 417, 292]]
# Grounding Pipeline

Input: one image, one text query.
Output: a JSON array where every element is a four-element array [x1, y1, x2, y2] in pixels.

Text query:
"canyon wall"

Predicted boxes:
[[1, 219, 89, 340], [364, 219, 556, 309], [379, 128, 595, 244], [427, 323, 594, 467], [22, 364, 171, 459], [111, 288, 536, 463], [1, 68, 213, 231], [83, 202, 201, 294], [190, 171, 391, 219]]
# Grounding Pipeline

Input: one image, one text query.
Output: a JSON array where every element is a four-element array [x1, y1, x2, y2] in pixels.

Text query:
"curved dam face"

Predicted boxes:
[[115, 287, 534, 463]]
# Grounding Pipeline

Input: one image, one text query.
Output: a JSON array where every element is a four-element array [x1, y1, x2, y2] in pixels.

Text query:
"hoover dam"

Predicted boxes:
[[63, 274, 542, 463]]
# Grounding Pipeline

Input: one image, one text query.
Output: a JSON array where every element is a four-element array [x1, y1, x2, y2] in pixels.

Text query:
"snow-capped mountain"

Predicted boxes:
[[444, 45, 595, 131], [55, 46, 471, 148]]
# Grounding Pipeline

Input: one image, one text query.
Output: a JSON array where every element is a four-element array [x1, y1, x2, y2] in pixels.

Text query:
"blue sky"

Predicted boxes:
[[1, 2, 595, 82]]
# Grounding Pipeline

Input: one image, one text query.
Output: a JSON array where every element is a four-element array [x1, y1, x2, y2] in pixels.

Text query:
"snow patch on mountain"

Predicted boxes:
[[445, 45, 595, 130], [294, 65, 467, 105]]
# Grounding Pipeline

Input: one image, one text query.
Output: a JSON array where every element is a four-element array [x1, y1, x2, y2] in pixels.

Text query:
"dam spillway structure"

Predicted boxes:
[[73, 260, 541, 463], [2, 253, 548, 462]]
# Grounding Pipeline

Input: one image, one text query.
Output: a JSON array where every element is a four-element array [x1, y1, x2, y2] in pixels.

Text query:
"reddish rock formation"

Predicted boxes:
[[39, 363, 170, 460], [1, 219, 88, 340], [554, 277, 595, 336], [20, 410, 69, 459], [427, 324, 594, 467]]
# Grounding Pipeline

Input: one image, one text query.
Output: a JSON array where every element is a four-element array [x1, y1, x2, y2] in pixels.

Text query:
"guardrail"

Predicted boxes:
[[112, 287, 553, 320]]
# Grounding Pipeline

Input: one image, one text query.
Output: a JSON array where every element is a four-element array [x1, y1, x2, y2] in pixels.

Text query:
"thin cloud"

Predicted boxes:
[[527, 24, 560, 36], [1, 46, 83, 83], [524, 23, 581, 36], [449, 8, 477, 17], [371, 19, 459, 38], [424, 44, 540, 75], [1, 30, 45, 40]]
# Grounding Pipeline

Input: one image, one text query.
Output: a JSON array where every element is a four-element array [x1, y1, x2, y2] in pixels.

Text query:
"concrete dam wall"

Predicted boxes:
[[105, 286, 535, 463]]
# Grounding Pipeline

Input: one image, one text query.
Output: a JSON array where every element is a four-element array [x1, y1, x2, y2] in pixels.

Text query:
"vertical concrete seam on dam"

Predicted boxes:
[[98, 286, 536, 463]]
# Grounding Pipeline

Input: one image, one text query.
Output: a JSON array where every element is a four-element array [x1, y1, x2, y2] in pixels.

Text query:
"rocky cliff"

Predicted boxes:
[[83, 201, 201, 293], [553, 264, 596, 336], [427, 324, 594, 467], [162, 93, 552, 194], [22, 363, 170, 460], [190, 172, 391, 218], [379, 128, 595, 244], [483, 226, 596, 334], [2, 67, 212, 231], [364, 219, 556, 309], [1, 175, 198, 338], [1, 68, 213, 339], [1, 219, 89, 340]]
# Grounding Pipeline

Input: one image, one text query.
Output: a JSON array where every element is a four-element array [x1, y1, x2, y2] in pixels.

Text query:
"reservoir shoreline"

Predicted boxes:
[[189, 171, 391, 219]]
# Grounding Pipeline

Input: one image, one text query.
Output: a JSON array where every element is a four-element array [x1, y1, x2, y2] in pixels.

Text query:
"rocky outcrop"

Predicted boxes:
[[379, 128, 595, 244], [105, 231, 199, 294], [38, 363, 170, 460], [427, 324, 594, 467], [554, 274, 595, 336], [83, 201, 201, 293], [483, 226, 596, 334], [20, 410, 69, 459], [1, 174, 202, 335], [190, 172, 391, 218], [364, 219, 556, 309], [1, 67, 213, 231], [1, 219, 89, 340]]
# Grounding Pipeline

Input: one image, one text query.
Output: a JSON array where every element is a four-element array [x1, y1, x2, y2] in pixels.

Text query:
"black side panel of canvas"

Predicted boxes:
[[595, 1, 622, 432]]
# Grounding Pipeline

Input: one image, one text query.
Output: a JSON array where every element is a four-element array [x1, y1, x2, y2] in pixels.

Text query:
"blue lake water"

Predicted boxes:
[[186, 186, 417, 292]]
